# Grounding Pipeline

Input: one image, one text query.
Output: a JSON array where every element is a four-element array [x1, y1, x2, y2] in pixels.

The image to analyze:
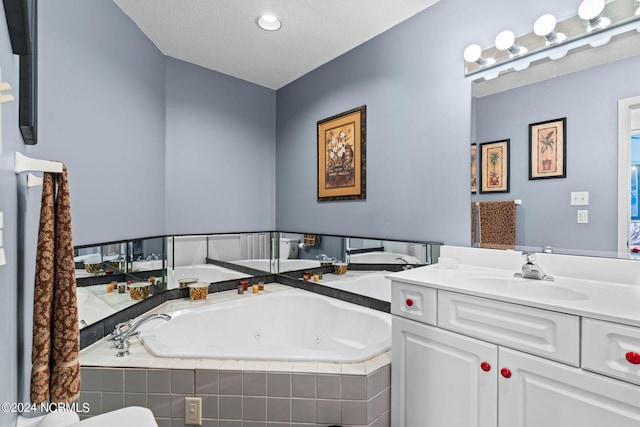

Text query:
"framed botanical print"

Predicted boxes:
[[479, 139, 510, 193], [529, 117, 566, 180], [317, 106, 366, 201]]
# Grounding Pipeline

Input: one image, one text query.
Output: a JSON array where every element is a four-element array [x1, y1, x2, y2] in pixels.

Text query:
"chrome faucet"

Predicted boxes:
[[514, 252, 553, 281], [111, 313, 171, 357], [396, 257, 414, 270]]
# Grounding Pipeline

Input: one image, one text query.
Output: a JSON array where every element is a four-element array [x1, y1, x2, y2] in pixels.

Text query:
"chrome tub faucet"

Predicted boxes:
[[111, 313, 171, 357]]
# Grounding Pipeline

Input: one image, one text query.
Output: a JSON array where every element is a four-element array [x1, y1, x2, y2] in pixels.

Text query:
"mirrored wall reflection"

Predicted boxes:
[[74, 236, 167, 329], [279, 233, 441, 303], [74, 232, 442, 329], [166, 233, 268, 289]]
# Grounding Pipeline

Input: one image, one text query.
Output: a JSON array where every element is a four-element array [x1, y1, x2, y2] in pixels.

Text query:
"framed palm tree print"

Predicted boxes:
[[479, 139, 510, 193], [529, 117, 566, 180]]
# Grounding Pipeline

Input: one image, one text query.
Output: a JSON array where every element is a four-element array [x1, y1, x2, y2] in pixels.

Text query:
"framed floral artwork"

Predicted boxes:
[[479, 139, 510, 193], [529, 117, 566, 180], [471, 143, 477, 193], [317, 105, 366, 201]]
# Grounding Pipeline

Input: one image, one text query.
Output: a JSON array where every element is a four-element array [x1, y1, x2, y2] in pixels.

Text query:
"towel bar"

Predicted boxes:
[[14, 152, 63, 174], [476, 200, 521, 205]]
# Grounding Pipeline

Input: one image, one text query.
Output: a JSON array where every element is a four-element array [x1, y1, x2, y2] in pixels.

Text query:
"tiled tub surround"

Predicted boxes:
[[79, 284, 391, 426]]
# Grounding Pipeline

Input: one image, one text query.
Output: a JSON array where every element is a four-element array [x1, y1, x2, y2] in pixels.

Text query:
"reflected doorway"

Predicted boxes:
[[618, 96, 640, 257]]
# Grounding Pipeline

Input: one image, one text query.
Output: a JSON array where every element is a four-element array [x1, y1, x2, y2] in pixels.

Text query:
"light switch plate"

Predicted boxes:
[[184, 396, 202, 425], [0, 248, 5, 266], [571, 191, 589, 206], [577, 210, 589, 223], [0, 211, 3, 228], [0, 230, 3, 247]]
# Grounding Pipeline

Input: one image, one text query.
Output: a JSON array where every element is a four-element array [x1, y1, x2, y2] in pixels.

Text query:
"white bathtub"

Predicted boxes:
[[138, 288, 391, 362], [322, 271, 391, 302], [349, 251, 421, 264], [168, 264, 249, 289], [231, 258, 322, 272]]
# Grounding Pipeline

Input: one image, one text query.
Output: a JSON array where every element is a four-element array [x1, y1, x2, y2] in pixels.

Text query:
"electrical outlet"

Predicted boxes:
[[184, 396, 202, 425], [571, 191, 589, 206], [0, 248, 5, 266], [0, 211, 3, 228], [577, 210, 589, 224]]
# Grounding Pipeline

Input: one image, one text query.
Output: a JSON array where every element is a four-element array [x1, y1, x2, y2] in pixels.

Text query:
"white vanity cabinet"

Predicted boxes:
[[392, 316, 497, 427], [391, 279, 640, 427]]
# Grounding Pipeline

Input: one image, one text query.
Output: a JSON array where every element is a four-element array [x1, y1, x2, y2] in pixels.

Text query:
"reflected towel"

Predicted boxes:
[[478, 201, 516, 250], [471, 203, 478, 246], [31, 165, 80, 404]]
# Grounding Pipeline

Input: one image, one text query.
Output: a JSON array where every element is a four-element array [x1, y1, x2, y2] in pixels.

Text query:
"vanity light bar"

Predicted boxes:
[[464, 0, 640, 79]]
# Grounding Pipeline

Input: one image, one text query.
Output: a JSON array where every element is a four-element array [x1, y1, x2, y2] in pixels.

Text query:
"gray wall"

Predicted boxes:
[[475, 55, 640, 255], [0, 3, 22, 424], [164, 57, 276, 234], [32, 0, 167, 246], [1, 0, 634, 421], [274, 0, 580, 246]]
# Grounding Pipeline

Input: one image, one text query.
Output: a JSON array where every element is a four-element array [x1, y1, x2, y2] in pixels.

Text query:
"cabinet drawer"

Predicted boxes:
[[582, 318, 640, 386], [391, 281, 437, 326], [438, 291, 580, 366]]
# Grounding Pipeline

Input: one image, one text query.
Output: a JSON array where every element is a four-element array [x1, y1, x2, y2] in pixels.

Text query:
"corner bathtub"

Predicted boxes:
[[322, 271, 391, 302], [168, 264, 249, 289], [138, 289, 391, 363]]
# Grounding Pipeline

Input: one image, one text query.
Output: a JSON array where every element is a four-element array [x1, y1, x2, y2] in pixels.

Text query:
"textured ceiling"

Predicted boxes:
[[113, 0, 440, 89]]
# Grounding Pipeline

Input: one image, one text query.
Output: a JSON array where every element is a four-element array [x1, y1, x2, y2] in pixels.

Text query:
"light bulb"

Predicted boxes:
[[534, 14, 566, 45], [256, 14, 282, 31], [495, 30, 527, 57], [495, 30, 515, 51], [464, 44, 482, 63], [578, 0, 604, 21], [578, 0, 610, 31]]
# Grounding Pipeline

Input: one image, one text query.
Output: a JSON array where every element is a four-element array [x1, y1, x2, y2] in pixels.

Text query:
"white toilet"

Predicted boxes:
[[279, 238, 299, 259], [17, 407, 157, 427]]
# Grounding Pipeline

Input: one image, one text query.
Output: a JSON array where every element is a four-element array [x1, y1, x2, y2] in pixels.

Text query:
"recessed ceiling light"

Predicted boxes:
[[257, 14, 282, 31]]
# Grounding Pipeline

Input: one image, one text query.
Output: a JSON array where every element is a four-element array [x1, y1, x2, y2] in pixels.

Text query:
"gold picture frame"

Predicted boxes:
[[479, 139, 510, 193], [317, 106, 366, 201], [529, 117, 566, 180]]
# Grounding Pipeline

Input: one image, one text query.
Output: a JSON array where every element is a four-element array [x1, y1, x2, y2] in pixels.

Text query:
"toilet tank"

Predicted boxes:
[[279, 238, 299, 259]]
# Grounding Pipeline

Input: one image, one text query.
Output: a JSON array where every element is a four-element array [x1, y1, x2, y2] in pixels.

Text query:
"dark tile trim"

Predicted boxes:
[[274, 274, 391, 313]]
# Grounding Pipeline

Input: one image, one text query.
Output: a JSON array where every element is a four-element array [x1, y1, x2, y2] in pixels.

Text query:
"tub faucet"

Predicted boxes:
[[396, 257, 414, 270], [514, 252, 553, 281], [111, 313, 171, 357]]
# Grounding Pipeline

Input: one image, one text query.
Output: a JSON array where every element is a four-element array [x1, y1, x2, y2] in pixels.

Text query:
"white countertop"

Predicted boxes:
[[387, 263, 640, 328]]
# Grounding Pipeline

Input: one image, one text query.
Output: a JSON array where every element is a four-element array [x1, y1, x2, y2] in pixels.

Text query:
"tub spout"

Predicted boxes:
[[112, 313, 171, 356]]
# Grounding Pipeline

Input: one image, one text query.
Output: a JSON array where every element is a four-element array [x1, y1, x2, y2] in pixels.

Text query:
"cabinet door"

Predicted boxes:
[[499, 347, 640, 427], [392, 317, 497, 427]]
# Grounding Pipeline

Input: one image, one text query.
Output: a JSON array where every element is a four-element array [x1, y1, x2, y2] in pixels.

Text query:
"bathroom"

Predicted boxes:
[[1, 0, 640, 426]]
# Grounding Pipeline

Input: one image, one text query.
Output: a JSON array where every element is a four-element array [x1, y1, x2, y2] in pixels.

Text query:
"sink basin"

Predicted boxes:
[[464, 276, 589, 301]]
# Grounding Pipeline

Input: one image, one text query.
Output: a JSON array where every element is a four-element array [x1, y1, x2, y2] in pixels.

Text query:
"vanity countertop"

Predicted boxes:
[[387, 263, 640, 328]]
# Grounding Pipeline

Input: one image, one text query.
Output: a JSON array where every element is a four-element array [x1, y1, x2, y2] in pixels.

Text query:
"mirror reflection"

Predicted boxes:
[[75, 232, 440, 330], [74, 236, 167, 329], [279, 234, 438, 303], [471, 30, 640, 258]]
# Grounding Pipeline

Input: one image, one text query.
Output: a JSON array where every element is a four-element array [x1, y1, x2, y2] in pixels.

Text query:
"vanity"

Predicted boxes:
[[388, 246, 640, 427]]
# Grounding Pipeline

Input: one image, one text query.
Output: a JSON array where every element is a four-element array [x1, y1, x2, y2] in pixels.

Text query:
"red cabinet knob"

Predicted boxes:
[[480, 362, 491, 372], [405, 298, 414, 307], [626, 352, 640, 365], [500, 368, 512, 379]]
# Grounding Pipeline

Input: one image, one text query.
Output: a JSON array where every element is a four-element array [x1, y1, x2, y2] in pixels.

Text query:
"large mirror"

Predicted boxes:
[[278, 232, 440, 303], [74, 236, 167, 329], [471, 28, 640, 259], [76, 231, 440, 329]]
